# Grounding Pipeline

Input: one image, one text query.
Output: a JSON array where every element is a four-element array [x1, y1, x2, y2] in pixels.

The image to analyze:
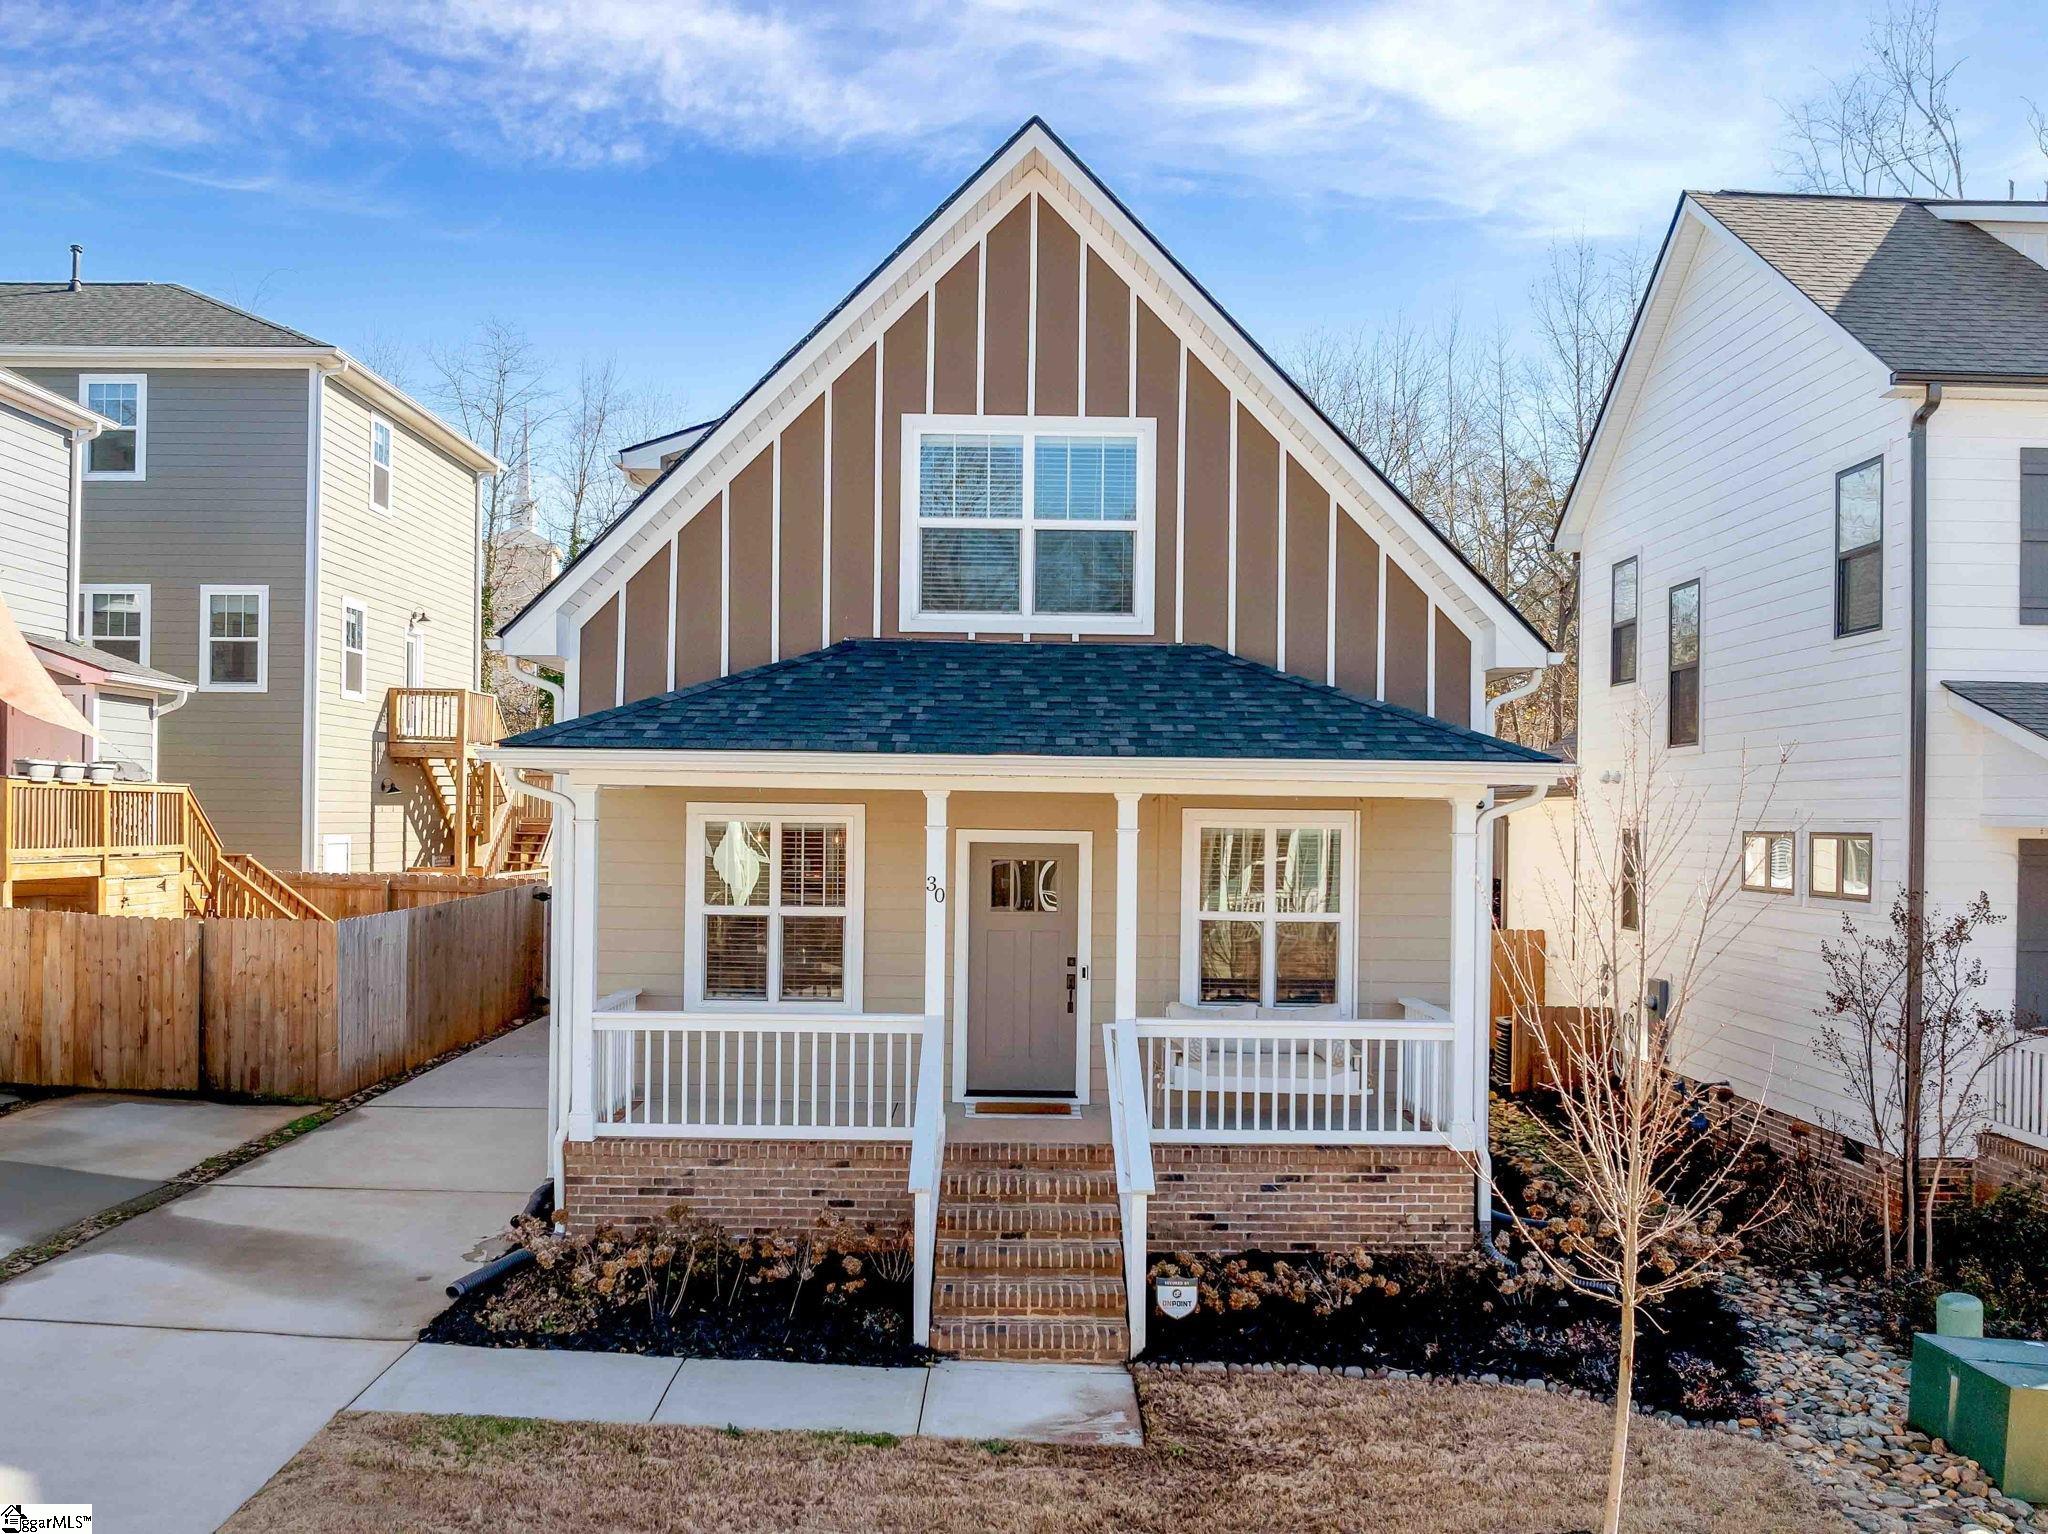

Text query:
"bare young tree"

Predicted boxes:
[[1488, 707, 1784, 1534], [1778, 0, 1967, 197], [1815, 891, 2032, 1269]]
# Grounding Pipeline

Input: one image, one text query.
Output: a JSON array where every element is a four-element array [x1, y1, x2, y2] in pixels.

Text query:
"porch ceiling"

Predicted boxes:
[[499, 640, 1559, 773]]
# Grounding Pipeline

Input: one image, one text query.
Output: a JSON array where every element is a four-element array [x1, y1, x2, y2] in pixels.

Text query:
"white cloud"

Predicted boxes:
[[0, 0, 1922, 235]]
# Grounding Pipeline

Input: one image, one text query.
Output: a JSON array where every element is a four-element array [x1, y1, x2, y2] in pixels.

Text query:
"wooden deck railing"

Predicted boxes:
[[386, 688, 550, 874]]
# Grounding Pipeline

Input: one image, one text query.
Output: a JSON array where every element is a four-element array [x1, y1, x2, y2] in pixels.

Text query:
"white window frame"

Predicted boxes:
[[1178, 809, 1359, 1015], [198, 584, 269, 693], [79, 373, 146, 481], [683, 803, 866, 1013], [340, 597, 368, 701], [79, 584, 151, 666], [369, 414, 395, 514], [897, 413, 1156, 635], [404, 625, 427, 687]]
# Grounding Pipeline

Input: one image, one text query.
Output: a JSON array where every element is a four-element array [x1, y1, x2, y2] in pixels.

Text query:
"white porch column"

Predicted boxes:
[[1448, 796, 1481, 1152], [922, 790, 950, 1033], [565, 782, 602, 1141], [1114, 792, 1142, 1022]]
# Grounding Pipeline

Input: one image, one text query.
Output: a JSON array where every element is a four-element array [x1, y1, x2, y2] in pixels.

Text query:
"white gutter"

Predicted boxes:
[[301, 363, 342, 869], [1469, 785, 1556, 1245], [1485, 658, 1559, 732], [487, 637, 566, 721]]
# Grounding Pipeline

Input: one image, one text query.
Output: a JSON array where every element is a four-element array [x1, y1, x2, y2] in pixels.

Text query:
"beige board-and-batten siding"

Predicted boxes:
[[592, 786, 1452, 1103], [314, 376, 483, 872], [574, 185, 1477, 723]]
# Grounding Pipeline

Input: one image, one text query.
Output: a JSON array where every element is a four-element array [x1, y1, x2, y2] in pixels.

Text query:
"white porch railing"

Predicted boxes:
[[906, 1027, 947, 1347], [1102, 1021, 1156, 1359], [591, 1011, 932, 1138], [1989, 1035, 2048, 1151], [1129, 1019, 1456, 1142]]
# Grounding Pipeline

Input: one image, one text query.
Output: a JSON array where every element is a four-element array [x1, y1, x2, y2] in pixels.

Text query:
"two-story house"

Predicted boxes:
[[1512, 191, 2048, 1185], [0, 264, 503, 873], [491, 120, 1566, 1364]]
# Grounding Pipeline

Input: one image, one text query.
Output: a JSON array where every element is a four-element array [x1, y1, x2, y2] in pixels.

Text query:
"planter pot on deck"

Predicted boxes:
[[16, 759, 57, 782], [85, 762, 118, 784], [54, 763, 87, 784]]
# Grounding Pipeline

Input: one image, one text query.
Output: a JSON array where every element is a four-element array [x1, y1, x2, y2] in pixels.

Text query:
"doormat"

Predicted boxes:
[[966, 1100, 1078, 1116]]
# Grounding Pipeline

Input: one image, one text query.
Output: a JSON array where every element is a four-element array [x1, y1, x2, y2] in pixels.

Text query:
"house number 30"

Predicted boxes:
[[926, 876, 946, 903]]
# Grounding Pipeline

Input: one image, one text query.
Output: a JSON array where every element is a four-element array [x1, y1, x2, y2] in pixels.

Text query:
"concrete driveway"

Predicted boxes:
[[0, 1017, 549, 1532]]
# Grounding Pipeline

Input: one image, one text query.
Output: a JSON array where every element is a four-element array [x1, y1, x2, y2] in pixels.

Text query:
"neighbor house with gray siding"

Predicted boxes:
[[0, 269, 500, 871]]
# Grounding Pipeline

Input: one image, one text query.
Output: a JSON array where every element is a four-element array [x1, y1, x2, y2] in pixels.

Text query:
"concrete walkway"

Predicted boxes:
[[0, 1019, 549, 1532], [352, 1345, 1143, 1445], [0, 1094, 307, 1256]]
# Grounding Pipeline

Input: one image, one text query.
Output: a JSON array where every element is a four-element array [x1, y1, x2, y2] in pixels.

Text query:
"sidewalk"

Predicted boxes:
[[351, 1345, 1143, 1445], [0, 1019, 549, 1533]]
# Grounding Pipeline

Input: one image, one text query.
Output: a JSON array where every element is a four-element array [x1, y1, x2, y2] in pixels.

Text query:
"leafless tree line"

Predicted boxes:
[[1287, 235, 1647, 750]]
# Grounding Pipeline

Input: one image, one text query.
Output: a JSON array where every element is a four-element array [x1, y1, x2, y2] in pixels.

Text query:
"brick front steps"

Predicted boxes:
[[931, 1141, 1130, 1364]]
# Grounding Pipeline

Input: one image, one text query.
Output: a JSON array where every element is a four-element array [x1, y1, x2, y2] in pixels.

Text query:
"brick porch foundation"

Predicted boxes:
[[1975, 1132, 2048, 1198], [562, 1138, 913, 1236], [1146, 1144, 1475, 1253]]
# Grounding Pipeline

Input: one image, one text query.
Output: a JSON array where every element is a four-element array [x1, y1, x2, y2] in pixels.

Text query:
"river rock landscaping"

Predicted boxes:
[[1731, 1265, 2046, 1533], [422, 1211, 932, 1367]]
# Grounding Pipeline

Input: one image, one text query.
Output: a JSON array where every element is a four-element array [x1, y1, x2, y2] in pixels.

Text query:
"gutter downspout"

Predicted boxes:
[[1471, 784, 1555, 1261], [302, 360, 347, 870], [1902, 380, 1942, 1259], [65, 424, 96, 643], [490, 639, 566, 722], [1486, 667, 1547, 733], [511, 769, 576, 1215]]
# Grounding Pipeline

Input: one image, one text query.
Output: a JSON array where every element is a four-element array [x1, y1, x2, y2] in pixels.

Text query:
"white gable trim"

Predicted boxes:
[[502, 122, 1547, 669]]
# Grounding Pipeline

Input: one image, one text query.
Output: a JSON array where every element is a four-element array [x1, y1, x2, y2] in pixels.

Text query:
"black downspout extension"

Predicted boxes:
[[1903, 380, 1942, 1265]]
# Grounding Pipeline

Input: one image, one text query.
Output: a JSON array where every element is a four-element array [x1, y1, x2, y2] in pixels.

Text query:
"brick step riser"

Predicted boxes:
[[936, 1239, 1121, 1273], [934, 1277, 1126, 1318], [940, 1143, 1115, 1168], [931, 1319, 1129, 1364], [940, 1173, 1119, 1202], [938, 1204, 1122, 1238]]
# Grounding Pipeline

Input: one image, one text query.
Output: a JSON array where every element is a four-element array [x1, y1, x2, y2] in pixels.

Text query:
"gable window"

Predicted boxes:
[[1835, 458, 1883, 636], [340, 599, 368, 700], [1742, 831, 1795, 894], [199, 585, 268, 692], [1668, 579, 1700, 747], [901, 415, 1154, 633], [80, 585, 149, 666], [1809, 832, 1873, 901], [80, 374, 145, 479], [1620, 827, 1642, 932], [1182, 812, 1354, 1010], [686, 806, 864, 1010], [1610, 558, 1637, 685], [369, 417, 394, 513]]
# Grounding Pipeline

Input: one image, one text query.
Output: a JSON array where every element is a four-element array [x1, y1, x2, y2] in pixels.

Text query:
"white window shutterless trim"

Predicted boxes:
[[1177, 808, 1358, 1015]]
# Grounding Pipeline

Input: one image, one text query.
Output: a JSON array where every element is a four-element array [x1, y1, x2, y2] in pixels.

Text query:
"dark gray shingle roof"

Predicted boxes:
[[0, 283, 324, 349], [1945, 680, 2048, 742], [503, 639, 1557, 764], [24, 631, 191, 690], [1691, 194, 2048, 379]]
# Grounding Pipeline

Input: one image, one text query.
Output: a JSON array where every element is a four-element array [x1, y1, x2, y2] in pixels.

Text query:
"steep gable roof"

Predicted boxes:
[[502, 639, 1558, 764], [499, 118, 1552, 664], [0, 281, 326, 349], [1691, 193, 2048, 380]]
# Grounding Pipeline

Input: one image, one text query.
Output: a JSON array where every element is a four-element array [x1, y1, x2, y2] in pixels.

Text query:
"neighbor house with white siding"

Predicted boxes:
[[0, 263, 503, 873], [1510, 191, 2048, 1173]]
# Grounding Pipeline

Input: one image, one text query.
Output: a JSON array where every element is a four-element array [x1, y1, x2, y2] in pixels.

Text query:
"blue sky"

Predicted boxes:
[[5, 0, 2047, 426]]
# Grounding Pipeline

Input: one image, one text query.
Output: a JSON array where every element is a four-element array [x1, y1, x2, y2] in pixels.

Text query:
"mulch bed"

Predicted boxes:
[[1139, 1251, 1763, 1421]]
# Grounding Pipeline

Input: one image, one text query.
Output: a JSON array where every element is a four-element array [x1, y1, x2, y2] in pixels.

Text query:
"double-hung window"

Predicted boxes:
[[80, 374, 145, 479], [1182, 812, 1354, 1010], [1742, 831, 1795, 894], [1668, 579, 1701, 747], [686, 806, 864, 1010], [340, 599, 368, 700], [1835, 458, 1883, 636], [80, 585, 149, 665], [1610, 558, 1637, 685], [1809, 832, 1873, 901], [199, 585, 268, 692], [369, 417, 394, 513], [902, 416, 1153, 633]]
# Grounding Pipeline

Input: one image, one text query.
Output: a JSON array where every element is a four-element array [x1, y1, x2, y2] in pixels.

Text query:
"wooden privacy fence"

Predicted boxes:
[[1489, 927, 1603, 1096], [281, 870, 544, 920], [0, 884, 546, 1099]]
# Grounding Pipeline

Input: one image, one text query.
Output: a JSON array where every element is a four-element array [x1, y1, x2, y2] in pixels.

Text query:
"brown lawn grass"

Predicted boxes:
[[223, 1370, 1845, 1534]]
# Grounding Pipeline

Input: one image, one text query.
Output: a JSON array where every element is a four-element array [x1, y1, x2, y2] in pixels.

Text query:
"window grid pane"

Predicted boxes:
[[1198, 920, 1262, 1004], [919, 434, 1023, 520], [1033, 528, 1134, 615], [704, 915, 770, 999], [779, 824, 847, 908], [1273, 923, 1338, 1005], [1199, 828, 1265, 914], [704, 820, 771, 907], [779, 916, 845, 1000], [919, 527, 1021, 612]]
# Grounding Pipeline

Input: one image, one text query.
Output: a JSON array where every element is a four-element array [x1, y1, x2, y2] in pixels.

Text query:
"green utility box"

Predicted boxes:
[[1909, 1333, 2048, 1502]]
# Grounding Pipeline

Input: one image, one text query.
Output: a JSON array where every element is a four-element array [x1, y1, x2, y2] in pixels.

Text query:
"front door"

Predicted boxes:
[[966, 842, 1078, 1095]]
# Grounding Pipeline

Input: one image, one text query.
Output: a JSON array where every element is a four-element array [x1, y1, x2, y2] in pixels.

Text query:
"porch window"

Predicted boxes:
[[686, 806, 864, 1009], [1182, 812, 1353, 1010], [901, 415, 1154, 633]]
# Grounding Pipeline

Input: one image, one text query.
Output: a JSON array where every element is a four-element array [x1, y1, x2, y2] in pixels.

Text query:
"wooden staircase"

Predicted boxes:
[[931, 1141, 1129, 1363], [386, 688, 551, 876]]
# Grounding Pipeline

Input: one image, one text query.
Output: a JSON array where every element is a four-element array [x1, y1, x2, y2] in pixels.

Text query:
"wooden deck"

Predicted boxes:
[[385, 687, 551, 877], [1, 778, 327, 919]]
